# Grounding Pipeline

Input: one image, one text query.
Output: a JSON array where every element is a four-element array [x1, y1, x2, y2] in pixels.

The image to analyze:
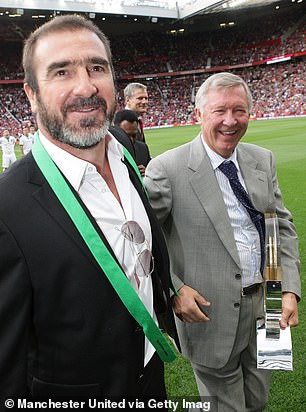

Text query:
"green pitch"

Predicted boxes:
[[1, 118, 305, 410], [146, 117, 306, 412]]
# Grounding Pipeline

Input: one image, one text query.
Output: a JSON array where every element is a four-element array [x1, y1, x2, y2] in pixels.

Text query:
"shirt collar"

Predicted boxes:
[[38, 130, 124, 192], [201, 134, 240, 172]]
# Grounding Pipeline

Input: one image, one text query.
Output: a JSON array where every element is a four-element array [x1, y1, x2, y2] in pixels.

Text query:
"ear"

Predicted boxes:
[[24, 83, 38, 114], [195, 108, 202, 122]]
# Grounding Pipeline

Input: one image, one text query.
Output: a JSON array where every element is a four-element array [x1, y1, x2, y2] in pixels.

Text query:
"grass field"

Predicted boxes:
[[1, 118, 305, 410], [145, 118, 306, 412]]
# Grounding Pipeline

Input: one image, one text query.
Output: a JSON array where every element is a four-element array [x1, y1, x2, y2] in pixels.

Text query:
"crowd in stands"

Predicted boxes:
[[0, 6, 305, 133], [111, 7, 306, 75], [0, 86, 33, 135], [1, 58, 305, 134], [1, 6, 305, 79], [242, 61, 305, 118]]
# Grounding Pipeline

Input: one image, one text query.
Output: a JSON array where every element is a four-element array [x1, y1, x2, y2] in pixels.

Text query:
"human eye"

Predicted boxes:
[[235, 107, 248, 114], [55, 69, 68, 77], [47, 63, 69, 79], [88, 59, 110, 74], [213, 108, 225, 114], [90, 65, 105, 73]]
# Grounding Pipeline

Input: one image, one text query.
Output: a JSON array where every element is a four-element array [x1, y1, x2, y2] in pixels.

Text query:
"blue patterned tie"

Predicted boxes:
[[219, 160, 265, 274]]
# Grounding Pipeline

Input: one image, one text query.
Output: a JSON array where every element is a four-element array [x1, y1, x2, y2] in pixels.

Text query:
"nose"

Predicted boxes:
[[72, 69, 98, 97], [223, 110, 237, 126]]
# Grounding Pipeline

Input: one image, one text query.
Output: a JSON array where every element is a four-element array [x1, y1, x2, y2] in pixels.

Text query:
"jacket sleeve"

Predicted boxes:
[[144, 157, 173, 225], [0, 219, 32, 397], [144, 157, 184, 292]]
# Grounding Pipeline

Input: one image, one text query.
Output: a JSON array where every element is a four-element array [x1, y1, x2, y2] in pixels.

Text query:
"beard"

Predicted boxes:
[[36, 94, 116, 149]]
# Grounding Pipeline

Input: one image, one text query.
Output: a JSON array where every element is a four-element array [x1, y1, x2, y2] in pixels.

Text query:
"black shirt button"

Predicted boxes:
[[234, 302, 240, 308]]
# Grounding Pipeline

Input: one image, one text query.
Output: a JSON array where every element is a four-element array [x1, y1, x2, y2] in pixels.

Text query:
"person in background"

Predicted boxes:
[[19, 125, 34, 156], [28, 124, 38, 144], [144, 72, 300, 412], [0, 129, 16, 171], [0, 14, 178, 403], [113, 109, 151, 177], [124, 82, 148, 142], [29, 124, 37, 136]]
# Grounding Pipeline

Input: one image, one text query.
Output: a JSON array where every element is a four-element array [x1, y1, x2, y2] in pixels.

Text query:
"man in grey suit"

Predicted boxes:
[[144, 72, 300, 411]]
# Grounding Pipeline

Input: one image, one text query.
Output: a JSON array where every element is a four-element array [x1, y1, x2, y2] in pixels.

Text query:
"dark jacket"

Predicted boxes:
[[0, 152, 178, 398]]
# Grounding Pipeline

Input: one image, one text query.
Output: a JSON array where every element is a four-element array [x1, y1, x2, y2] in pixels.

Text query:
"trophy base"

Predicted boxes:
[[256, 318, 293, 371]]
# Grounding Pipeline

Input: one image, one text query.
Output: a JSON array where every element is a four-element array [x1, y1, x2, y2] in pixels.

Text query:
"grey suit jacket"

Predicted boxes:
[[144, 133, 300, 368]]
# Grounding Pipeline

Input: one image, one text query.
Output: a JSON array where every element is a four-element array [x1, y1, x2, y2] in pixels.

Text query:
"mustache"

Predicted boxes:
[[63, 96, 108, 114]]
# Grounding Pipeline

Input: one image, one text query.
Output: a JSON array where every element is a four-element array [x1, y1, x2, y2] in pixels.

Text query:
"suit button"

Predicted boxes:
[[234, 302, 240, 308], [235, 274, 241, 279], [135, 326, 143, 332]]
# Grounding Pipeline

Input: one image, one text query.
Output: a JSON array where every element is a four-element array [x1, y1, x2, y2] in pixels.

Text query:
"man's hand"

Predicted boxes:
[[172, 284, 211, 323], [280, 292, 299, 329], [138, 164, 146, 177]]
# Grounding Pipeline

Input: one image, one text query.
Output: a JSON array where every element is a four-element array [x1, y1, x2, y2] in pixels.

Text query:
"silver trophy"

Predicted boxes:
[[256, 212, 293, 370]]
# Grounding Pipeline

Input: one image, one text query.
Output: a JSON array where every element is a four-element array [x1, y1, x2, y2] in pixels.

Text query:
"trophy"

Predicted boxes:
[[256, 212, 293, 370]]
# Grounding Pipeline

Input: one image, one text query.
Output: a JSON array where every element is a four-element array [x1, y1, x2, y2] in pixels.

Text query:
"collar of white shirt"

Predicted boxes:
[[201, 134, 241, 173], [38, 130, 124, 192]]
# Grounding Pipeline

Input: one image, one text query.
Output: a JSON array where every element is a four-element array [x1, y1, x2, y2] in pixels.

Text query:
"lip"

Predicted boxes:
[[69, 105, 99, 112], [67, 106, 102, 117], [219, 130, 242, 141], [220, 130, 237, 135]]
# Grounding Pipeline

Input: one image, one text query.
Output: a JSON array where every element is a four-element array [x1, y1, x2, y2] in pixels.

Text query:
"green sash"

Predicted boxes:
[[32, 135, 176, 363]]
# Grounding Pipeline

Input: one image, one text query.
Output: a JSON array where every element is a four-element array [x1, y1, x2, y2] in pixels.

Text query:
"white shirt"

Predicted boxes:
[[19, 134, 34, 154], [0, 136, 16, 155], [29, 132, 37, 144], [39, 131, 156, 365], [202, 137, 262, 288]]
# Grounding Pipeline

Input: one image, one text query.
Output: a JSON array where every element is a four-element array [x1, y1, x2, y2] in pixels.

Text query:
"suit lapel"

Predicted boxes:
[[188, 135, 241, 268], [27, 154, 119, 269], [237, 145, 268, 212]]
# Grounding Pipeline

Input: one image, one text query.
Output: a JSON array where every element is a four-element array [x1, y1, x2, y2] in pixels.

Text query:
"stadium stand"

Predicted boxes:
[[0, 4, 305, 133]]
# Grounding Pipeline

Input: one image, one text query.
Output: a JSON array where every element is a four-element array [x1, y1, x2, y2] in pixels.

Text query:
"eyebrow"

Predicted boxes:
[[46, 57, 110, 75]]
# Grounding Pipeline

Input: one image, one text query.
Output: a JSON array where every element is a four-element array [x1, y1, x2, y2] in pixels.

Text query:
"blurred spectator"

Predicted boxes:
[[114, 109, 151, 177], [19, 125, 34, 156], [0, 129, 17, 171], [124, 83, 148, 142]]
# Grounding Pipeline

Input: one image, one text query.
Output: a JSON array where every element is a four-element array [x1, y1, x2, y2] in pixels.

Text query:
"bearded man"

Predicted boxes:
[[0, 15, 178, 403]]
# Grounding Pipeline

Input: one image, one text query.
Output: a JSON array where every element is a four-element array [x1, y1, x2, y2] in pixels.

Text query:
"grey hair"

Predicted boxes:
[[124, 82, 147, 99], [195, 72, 253, 113]]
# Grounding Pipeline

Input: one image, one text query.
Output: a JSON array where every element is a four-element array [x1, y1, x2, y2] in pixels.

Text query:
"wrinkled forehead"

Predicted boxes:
[[131, 88, 148, 98], [202, 85, 249, 108], [33, 29, 109, 68]]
